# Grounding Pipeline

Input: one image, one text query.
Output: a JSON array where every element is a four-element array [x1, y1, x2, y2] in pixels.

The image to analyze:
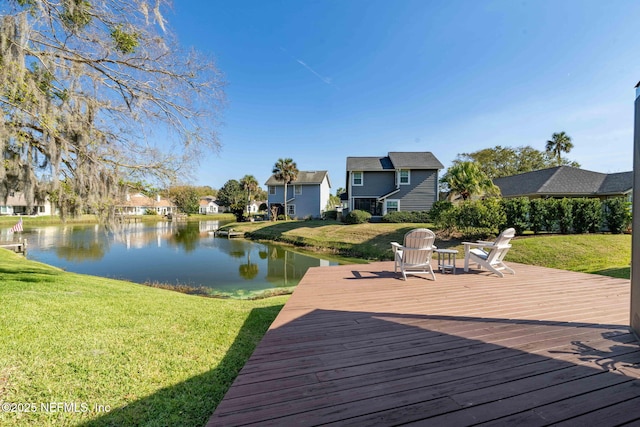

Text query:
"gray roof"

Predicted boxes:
[[346, 152, 443, 171], [493, 166, 632, 198], [265, 170, 330, 186]]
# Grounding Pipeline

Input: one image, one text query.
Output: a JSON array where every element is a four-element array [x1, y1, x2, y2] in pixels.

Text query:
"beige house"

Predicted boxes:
[[118, 193, 177, 216], [0, 192, 56, 216], [199, 196, 221, 214]]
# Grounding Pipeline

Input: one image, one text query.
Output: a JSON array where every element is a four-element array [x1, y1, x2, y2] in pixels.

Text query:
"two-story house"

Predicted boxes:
[[345, 152, 443, 217], [265, 170, 331, 219]]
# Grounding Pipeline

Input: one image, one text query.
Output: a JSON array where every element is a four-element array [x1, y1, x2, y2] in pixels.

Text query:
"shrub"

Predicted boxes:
[[529, 199, 548, 234], [430, 201, 457, 233], [477, 198, 506, 231], [603, 198, 632, 234], [501, 197, 530, 235], [556, 198, 574, 234], [382, 211, 430, 223], [572, 198, 602, 233], [343, 209, 371, 224], [429, 200, 454, 224], [323, 210, 338, 220], [143, 209, 158, 215], [455, 199, 504, 236]]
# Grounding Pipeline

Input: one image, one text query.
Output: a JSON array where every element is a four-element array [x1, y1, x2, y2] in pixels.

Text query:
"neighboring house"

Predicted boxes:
[[0, 191, 56, 216], [247, 200, 265, 214], [265, 171, 331, 219], [199, 196, 221, 214], [345, 151, 444, 216], [118, 193, 177, 216], [493, 166, 633, 201]]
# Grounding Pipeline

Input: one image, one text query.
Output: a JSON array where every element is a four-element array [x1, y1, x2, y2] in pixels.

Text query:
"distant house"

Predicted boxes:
[[345, 151, 444, 216], [265, 171, 331, 219], [199, 196, 221, 214], [0, 191, 56, 216], [493, 166, 633, 200], [118, 193, 177, 216], [247, 200, 265, 214]]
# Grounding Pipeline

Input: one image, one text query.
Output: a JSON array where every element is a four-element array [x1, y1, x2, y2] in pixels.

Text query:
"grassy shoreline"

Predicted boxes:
[[222, 219, 632, 279], [0, 249, 287, 426]]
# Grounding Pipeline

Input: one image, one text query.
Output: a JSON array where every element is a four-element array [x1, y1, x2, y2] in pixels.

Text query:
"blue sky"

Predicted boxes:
[[168, 0, 640, 192]]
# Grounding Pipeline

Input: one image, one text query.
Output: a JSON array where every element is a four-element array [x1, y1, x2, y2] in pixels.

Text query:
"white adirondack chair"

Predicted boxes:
[[463, 228, 516, 277], [391, 228, 437, 280]]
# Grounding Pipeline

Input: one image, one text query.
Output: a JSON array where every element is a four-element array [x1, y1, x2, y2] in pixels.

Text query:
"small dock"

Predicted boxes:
[[214, 229, 244, 238], [0, 239, 27, 254]]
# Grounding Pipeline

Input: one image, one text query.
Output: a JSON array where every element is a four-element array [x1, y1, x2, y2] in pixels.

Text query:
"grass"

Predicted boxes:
[[507, 233, 631, 279], [222, 220, 632, 279], [223, 219, 437, 261], [0, 249, 287, 426]]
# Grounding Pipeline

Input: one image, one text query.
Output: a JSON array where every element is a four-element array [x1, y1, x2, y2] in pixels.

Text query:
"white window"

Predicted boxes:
[[287, 204, 295, 216], [269, 186, 276, 195], [294, 185, 302, 195], [398, 169, 410, 185], [352, 171, 363, 186], [386, 199, 399, 213]]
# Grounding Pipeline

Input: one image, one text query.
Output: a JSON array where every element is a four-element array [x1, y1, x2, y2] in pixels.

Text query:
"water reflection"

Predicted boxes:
[[20, 220, 339, 298]]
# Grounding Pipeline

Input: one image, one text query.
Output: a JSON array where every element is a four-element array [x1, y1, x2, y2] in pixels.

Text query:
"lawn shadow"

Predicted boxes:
[[593, 266, 630, 280], [79, 304, 284, 427]]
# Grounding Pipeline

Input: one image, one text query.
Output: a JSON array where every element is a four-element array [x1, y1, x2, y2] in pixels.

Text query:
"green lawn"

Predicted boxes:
[[507, 233, 631, 279], [222, 220, 632, 279], [0, 250, 287, 426]]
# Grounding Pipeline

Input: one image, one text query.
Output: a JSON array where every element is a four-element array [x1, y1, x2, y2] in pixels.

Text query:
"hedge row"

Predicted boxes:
[[430, 197, 631, 237]]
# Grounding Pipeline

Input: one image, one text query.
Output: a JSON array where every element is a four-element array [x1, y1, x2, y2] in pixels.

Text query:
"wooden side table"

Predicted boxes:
[[435, 249, 458, 274]]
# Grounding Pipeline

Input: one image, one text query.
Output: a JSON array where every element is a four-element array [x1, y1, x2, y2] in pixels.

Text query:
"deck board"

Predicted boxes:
[[207, 261, 640, 426]]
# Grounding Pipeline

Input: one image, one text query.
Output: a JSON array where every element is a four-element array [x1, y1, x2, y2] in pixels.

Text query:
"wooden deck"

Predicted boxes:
[[208, 261, 640, 426]]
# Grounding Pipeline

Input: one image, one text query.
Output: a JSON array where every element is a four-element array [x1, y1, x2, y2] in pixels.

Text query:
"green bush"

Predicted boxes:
[[429, 200, 453, 222], [456, 199, 505, 236], [382, 211, 430, 223], [556, 198, 574, 234], [603, 198, 631, 234], [572, 198, 602, 234], [529, 199, 549, 234], [323, 210, 338, 220], [343, 209, 371, 224], [501, 197, 530, 235]]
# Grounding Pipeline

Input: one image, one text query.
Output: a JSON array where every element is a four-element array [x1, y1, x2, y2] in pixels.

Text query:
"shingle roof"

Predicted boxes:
[[346, 156, 394, 171], [493, 166, 632, 198], [388, 152, 444, 169], [265, 170, 330, 186], [346, 152, 443, 171]]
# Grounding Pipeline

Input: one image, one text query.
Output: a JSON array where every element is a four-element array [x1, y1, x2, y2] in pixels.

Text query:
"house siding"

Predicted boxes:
[[267, 176, 330, 219], [347, 170, 438, 213], [350, 171, 396, 197], [395, 170, 439, 211]]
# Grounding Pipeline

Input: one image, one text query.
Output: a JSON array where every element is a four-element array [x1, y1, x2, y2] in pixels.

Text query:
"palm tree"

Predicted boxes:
[[545, 131, 574, 165], [440, 161, 500, 201], [240, 174, 259, 217], [272, 158, 299, 220]]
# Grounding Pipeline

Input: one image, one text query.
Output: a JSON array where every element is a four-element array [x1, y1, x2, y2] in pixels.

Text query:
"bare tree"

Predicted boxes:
[[0, 0, 226, 221]]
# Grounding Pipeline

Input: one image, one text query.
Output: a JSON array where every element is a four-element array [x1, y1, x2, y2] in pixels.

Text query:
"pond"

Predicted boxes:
[[11, 220, 341, 298]]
